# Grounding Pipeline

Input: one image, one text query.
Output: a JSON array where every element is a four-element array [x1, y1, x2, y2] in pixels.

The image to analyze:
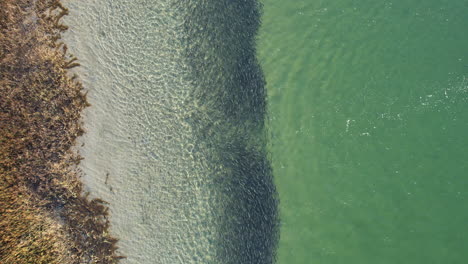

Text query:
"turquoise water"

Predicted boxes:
[[258, 0, 468, 263], [62, 0, 468, 262]]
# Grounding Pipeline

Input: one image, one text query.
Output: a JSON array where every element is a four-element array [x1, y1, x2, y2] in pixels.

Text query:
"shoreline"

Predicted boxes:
[[0, 0, 121, 263], [28, 0, 280, 262]]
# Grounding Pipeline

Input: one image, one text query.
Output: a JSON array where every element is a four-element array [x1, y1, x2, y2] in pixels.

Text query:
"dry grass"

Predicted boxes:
[[0, 0, 123, 263]]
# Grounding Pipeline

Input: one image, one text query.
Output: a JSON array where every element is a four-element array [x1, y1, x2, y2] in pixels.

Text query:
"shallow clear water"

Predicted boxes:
[[63, 1, 278, 263], [258, 1, 468, 263]]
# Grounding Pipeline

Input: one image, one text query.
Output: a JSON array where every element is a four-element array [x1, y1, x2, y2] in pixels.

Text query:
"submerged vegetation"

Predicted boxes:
[[0, 0, 121, 263]]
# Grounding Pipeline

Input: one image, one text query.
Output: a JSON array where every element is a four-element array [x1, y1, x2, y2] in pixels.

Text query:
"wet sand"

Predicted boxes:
[[62, 0, 278, 263]]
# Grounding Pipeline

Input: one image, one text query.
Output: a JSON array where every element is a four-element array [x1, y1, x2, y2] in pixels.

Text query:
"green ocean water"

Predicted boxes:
[[258, 1, 468, 263]]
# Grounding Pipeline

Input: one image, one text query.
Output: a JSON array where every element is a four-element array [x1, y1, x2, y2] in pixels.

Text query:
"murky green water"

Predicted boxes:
[[258, 1, 468, 263]]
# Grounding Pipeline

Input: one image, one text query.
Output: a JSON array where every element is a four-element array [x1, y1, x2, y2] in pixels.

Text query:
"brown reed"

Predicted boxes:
[[0, 0, 123, 263]]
